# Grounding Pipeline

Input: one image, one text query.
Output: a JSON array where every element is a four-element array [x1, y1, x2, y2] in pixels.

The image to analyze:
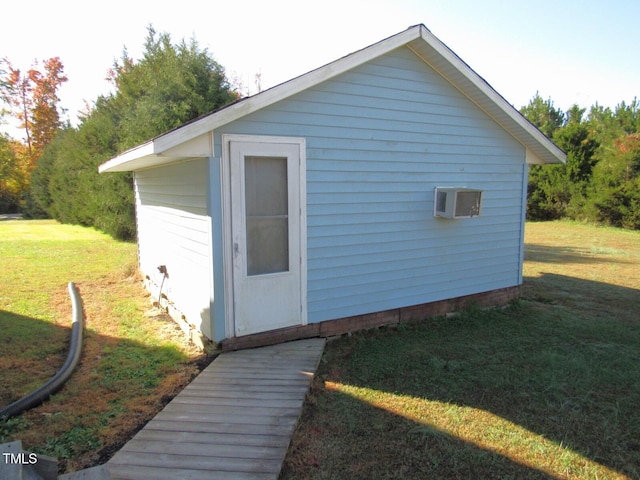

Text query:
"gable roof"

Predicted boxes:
[[99, 24, 566, 173]]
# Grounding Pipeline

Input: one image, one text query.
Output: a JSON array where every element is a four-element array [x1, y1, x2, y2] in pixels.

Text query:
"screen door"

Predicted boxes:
[[229, 139, 303, 336]]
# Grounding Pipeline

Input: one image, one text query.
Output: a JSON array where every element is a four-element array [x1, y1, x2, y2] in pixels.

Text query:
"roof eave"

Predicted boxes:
[[153, 25, 425, 151], [99, 25, 425, 173], [99, 130, 215, 173], [98, 141, 156, 173], [99, 23, 566, 173], [408, 28, 566, 165]]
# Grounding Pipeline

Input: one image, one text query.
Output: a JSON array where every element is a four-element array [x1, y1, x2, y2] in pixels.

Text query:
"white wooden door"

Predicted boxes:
[[229, 138, 305, 336]]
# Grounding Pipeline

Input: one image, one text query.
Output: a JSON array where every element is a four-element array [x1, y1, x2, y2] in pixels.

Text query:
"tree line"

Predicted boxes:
[[1, 29, 638, 238], [522, 94, 639, 229], [1, 27, 238, 238]]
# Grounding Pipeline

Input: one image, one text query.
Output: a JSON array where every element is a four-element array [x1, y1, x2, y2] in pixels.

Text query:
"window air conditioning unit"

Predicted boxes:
[[434, 187, 483, 219]]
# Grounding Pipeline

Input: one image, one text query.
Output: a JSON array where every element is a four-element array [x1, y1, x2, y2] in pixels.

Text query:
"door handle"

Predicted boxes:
[[234, 242, 239, 257]]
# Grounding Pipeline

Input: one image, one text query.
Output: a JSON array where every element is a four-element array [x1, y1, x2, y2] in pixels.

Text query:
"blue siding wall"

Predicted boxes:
[[215, 46, 526, 325]]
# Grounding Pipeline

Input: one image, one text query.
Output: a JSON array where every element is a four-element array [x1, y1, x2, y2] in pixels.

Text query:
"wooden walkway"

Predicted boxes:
[[106, 338, 325, 480]]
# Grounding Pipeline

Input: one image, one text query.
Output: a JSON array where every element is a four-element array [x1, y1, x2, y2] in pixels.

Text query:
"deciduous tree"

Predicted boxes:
[[1, 57, 67, 167], [26, 27, 238, 239], [0, 134, 24, 212]]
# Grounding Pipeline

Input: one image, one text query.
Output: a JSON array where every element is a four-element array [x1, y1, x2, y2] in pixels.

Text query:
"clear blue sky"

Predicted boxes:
[[1, 0, 638, 137]]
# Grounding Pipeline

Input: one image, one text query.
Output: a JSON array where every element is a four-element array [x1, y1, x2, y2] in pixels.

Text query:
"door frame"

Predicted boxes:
[[220, 134, 307, 338]]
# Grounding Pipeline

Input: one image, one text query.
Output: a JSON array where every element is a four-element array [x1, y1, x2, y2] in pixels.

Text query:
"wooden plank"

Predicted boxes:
[[191, 369, 313, 380], [151, 410, 299, 425], [110, 451, 282, 474], [195, 367, 315, 378], [186, 374, 313, 386], [169, 395, 301, 408], [214, 349, 321, 358], [189, 370, 309, 380], [167, 387, 309, 401], [195, 366, 319, 376], [222, 347, 320, 356], [59, 465, 113, 480], [160, 403, 300, 417], [119, 439, 285, 459], [212, 345, 320, 358], [191, 370, 315, 380], [223, 350, 321, 359], [178, 383, 311, 394], [186, 377, 312, 388], [131, 429, 291, 448], [214, 349, 320, 360], [171, 392, 298, 408], [222, 348, 322, 359], [107, 338, 325, 480], [143, 419, 294, 436], [211, 354, 320, 365], [107, 464, 274, 480]]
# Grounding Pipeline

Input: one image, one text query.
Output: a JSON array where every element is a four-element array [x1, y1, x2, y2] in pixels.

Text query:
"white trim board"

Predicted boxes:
[[99, 24, 566, 174]]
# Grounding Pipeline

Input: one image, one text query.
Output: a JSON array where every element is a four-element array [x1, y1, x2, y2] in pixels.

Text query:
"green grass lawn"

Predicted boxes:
[[0, 220, 208, 473], [281, 221, 640, 480]]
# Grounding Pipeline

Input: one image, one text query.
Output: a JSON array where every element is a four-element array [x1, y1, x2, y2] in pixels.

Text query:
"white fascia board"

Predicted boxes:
[[101, 27, 424, 172], [99, 25, 425, 173], [100, 24, 565, 172], [99, 131, 213, 174], [98, 141, 156, 173], [411, 28, 566, 165], [160, 132, 213, 158], [152, 26, 424, 154]]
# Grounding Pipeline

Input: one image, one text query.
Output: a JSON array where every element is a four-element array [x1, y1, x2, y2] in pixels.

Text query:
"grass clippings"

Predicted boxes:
[[281, 221, 640, 480]]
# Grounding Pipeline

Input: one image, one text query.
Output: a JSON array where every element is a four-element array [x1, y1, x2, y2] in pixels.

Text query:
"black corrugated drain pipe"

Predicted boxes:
[[0, 282, 85, 420]]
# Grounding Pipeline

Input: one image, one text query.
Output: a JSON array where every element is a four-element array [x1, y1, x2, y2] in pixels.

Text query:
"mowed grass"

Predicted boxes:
[[281, 221, 640, 480], [0, 220, 208, 473]]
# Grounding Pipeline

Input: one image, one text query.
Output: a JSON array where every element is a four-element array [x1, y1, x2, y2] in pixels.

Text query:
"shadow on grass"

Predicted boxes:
[[525, 243, 633, 265], [0, 311, 72, 409], [0, 309, 202, 472], [285, 386, 561, 479], [283, 275, 640, 479], [523, 272, 640, 325]]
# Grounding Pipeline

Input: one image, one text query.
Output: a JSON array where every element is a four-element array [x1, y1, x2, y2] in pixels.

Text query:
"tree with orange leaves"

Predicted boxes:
[[1, 57, 67, 169], [0, 57, 67, 212]]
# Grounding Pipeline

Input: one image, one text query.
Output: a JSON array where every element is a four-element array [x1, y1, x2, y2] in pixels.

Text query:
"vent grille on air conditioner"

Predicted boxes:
[[434, 187, 483, 219]]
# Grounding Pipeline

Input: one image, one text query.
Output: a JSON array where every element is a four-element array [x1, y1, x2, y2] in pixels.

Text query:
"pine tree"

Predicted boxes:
[[26, 26, 238, 239]]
